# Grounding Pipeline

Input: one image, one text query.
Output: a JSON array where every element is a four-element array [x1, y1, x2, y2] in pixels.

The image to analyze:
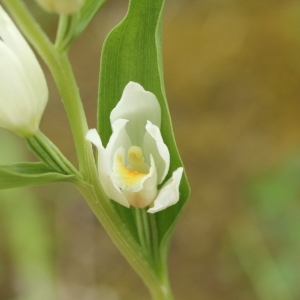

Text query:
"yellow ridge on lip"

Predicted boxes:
[[116, 154, 147, 184], [113, 146, 149, 192], [127, 146, 148, 173]]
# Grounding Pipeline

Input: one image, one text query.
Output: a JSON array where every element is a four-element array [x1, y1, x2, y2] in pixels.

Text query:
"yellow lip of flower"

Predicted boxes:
[[113, 146, 150, 193], [127, 146, 148, 173]]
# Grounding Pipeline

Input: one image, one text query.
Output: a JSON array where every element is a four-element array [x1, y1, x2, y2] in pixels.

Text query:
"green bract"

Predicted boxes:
[[98, 0, 190, 273], [0, 162, 76, 189]]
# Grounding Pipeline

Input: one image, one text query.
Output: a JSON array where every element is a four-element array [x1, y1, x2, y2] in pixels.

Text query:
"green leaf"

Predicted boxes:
[[0, 162, 76, 190], [56, 0, 107, 50], [98, 0, 190, 260]]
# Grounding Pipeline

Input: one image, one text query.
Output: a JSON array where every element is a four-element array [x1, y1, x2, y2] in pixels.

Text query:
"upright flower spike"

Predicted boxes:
[[86, 82, 183, 213], [0, 6, 48, 137], [35, 0, 84, 14]]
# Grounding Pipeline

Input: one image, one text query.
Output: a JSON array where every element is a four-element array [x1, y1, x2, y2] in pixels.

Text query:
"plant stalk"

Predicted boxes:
[[2, 2, 175, 299]]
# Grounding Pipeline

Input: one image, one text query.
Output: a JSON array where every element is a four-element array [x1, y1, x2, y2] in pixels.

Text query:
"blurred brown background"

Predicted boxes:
[[1, 0, 300, 299]]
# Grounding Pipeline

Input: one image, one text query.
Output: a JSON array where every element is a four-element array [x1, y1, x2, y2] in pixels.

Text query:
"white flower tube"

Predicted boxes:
[[0, 7, 48, 137], [86, 82, 183, 213], [35, 0, 84, 14]]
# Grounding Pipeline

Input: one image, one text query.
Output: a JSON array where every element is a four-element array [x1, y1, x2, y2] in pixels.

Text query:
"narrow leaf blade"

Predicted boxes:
[[98, 0, 190, 252], [0, 162, 76, 190], [73, 0, 107, 39]]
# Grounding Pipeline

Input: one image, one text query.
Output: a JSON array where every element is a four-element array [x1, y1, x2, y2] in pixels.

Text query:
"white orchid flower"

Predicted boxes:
[[0, 6, 48, 137], [86, 82, 183, 213]]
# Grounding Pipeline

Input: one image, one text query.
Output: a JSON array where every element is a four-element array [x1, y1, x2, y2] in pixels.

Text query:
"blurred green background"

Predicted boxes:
[[1, 0, 300, 299]]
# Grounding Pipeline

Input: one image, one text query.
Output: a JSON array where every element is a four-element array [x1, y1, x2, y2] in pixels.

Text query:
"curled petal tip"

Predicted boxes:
[[86, 128, 102, 148], [147, 167, 183, 213]]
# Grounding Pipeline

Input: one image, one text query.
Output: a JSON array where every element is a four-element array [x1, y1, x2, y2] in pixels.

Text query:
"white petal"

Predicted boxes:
[[143, 121, 170, 184], [0, 7, 47, 136], [122, 155, 158, 208], [86, 129, 129, 208], [0, 7, 33, 61], [106, 119, 131, 166], [110, 82, 161, 145], [147, 167, 183, 213], [0, 7, 48, 115], [0, 42, 38, 135]]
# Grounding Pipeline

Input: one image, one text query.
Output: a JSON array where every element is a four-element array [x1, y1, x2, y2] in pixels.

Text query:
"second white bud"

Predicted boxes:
[[35, 0, 84, 14]]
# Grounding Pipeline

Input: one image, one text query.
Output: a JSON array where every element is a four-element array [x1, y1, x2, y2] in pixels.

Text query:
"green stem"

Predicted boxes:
[[133, 209, 173, 299], [3, 0, 90, 175], [135, 208, 148, 252], [135, 208, 153, 254], [55, 13, 78, 51], [149, 215, 174, 300], [78, 180, 173, 300], [149, 214, 159, 267], [55, 14, 69, 47], [141, 208, 151, 251], [47, 53, 91, 174]]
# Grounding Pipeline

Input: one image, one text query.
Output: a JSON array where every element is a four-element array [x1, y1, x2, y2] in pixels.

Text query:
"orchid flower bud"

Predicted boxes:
[[0, 7, 48, 137], [35, 0, 84, 14], [86, 82, 183, 213]]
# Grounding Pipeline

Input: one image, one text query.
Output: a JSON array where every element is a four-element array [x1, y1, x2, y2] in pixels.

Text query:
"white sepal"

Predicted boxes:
[[86, 129, 129, 208]]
